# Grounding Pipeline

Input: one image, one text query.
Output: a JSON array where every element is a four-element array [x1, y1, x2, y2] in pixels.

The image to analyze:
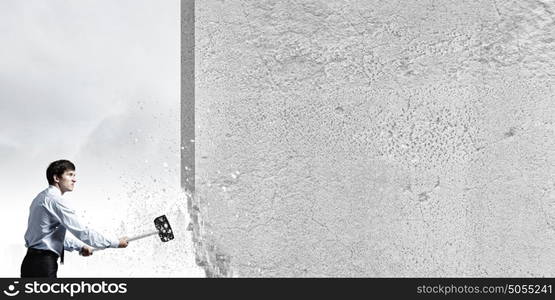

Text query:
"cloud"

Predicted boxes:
[[0, 0, 179, 151]]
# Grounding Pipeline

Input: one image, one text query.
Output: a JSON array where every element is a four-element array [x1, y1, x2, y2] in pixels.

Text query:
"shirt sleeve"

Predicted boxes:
[[44, 198, 120, 249], [63, 234, 85, 252]]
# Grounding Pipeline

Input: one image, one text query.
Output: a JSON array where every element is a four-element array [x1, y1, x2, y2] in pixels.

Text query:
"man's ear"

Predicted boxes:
[[53, 175, 60, 183]]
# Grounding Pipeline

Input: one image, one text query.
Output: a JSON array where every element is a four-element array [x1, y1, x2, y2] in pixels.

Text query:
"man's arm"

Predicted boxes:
[[44, 198, 126, 249], [64, 234, 85, 252], [64, 234, 95, 256]]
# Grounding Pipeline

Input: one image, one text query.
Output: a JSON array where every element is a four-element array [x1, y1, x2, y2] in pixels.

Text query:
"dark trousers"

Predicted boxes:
[[20, 248, 59, 278]]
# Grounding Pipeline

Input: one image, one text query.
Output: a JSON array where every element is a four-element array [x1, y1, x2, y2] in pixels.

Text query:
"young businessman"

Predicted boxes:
[[21, 159, 129, 278]]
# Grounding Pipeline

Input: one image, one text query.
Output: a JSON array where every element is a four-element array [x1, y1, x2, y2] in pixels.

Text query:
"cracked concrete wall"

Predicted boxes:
[[186, 0, 555, 277]]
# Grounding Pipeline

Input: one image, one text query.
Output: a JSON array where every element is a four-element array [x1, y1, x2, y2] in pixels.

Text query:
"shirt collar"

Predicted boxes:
[[48, 185, 63, 197]]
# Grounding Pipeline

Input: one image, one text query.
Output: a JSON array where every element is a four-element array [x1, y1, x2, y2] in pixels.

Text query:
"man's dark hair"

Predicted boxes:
[[46, 160, 76, 185]]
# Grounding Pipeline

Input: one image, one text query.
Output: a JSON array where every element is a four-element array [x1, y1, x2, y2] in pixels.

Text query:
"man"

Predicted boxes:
[[21, 159, 129, 278]]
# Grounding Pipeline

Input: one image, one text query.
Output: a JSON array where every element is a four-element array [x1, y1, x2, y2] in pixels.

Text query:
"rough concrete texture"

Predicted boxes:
[[188, 0, 555, 277]]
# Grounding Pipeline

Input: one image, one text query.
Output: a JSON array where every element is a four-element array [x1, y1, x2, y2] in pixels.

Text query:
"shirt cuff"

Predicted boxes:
[[75, 241, 86, 251], [110, 238, 120, 248]]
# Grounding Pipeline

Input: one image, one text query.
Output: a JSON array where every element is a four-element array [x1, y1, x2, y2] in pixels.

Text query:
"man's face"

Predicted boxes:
[[54, 170, 77, 194]]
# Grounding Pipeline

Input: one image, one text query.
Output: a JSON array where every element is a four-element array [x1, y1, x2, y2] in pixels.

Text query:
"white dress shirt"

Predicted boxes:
[[24, 185, 119, 256]]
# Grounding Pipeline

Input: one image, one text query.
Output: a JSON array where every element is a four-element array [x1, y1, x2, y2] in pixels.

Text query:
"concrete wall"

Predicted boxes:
[[185, 0, 555, 277]]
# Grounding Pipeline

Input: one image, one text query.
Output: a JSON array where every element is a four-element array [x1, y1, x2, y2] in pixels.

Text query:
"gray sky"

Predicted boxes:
[[0, 0, 178, 156], [0, 0, 202, 276]]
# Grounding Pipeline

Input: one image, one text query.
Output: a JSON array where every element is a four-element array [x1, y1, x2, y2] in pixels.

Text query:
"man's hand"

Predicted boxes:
[[118, 237, 129, 248], [79, 246, 94, 257]]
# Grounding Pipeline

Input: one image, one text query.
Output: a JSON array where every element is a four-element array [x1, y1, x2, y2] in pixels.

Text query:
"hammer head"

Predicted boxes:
[[154, 215, 174, 242]]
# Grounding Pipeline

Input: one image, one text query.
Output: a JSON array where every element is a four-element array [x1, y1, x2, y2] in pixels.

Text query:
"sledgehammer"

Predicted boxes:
[[93, 215, 174, 251]]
